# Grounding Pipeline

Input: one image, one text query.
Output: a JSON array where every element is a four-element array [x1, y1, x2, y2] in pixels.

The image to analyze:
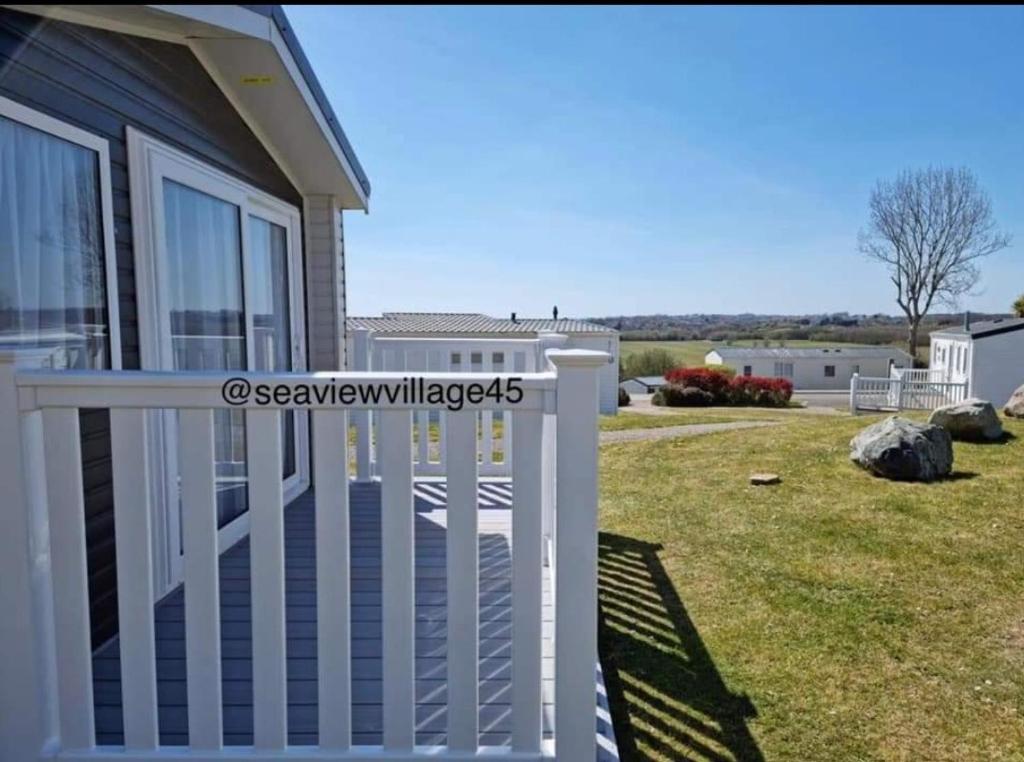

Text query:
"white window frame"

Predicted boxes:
[[0, 95, 122, 370], [127, 127, 309, 596]]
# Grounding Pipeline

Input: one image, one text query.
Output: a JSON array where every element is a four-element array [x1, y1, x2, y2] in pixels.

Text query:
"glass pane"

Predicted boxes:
[[163, 179, 248, 529], [249, 215, 295, 479], [0, 115, 109, 368]]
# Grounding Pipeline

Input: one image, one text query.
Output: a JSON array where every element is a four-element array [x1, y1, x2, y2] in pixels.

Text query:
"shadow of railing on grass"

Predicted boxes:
[[598, 533, 764, 762]]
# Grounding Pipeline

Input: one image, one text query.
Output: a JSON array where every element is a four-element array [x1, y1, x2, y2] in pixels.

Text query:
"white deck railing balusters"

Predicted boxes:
[[2, 353, 609, 761], [480, 352, 494, 468], [851, 373, 968, 414], [110, 408, 159, 751], [313, 409, 353, 750], [42, 408, 96, 751], [247, 409, 288, 750], [379, 409, 416, 751], [511, 408, 544, 752], [445, 410, 479, 752], [178, 409, 224, 751]]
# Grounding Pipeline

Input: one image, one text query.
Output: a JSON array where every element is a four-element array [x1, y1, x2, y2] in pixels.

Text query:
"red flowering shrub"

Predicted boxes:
[[728, 375, 793, 407], [662, 368, 733, 402], [659, 367, 793, 407]]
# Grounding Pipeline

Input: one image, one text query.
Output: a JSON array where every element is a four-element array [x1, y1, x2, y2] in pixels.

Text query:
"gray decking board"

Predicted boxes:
[[92, 481, 558, 748]]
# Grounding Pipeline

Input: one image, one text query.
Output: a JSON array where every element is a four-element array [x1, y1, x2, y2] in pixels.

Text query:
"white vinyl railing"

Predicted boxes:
[[850, 372, 967, 413], [890, 366, 947, 383], [348, 330, 568, 480], [0, 346, 606, 761]]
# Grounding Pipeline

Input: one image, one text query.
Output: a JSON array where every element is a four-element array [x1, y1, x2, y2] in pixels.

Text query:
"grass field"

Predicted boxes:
[[601, 408, 792, 432], [599, 413, 1024, 761], [620, 339, 925, 369]]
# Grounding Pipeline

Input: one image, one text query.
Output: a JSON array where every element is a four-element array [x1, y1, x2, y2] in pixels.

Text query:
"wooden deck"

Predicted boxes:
[[92, 480, 616, 756]]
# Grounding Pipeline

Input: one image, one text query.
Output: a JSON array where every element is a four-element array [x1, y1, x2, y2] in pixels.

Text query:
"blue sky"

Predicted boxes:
[[288, 5, 1024, 319]]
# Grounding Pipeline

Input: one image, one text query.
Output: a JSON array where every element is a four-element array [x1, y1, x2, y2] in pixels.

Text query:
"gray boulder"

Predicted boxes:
[[1005, 384, 1024, 418], [850, 416, 953, 482], [928, 398, 1004, 441]]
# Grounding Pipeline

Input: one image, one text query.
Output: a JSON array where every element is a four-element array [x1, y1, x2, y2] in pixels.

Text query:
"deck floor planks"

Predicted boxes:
[[91, 481, 559, 747]]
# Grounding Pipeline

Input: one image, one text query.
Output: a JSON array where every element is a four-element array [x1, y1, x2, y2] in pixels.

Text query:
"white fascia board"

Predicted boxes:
[[153, 5, 369, 209]]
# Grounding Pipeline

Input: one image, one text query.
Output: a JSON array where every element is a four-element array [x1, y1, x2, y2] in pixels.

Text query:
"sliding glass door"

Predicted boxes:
[[249, 215, 297, 481], [130, 130, 307, 592], [163, 180, 252, 529]]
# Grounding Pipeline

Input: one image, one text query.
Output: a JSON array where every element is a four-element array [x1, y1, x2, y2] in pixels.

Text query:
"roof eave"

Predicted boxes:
[[5, 4, 370, 209]]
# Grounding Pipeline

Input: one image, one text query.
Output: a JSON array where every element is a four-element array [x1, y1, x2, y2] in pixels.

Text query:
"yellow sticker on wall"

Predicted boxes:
[[241, 75, 274, 86]]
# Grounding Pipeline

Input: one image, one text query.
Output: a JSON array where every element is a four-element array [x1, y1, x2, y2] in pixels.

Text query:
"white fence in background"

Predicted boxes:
[[349, 330, 568, 480], [850, 372, 967, 413], [890, 366, 947, 384], [0, 346, 605, 761]]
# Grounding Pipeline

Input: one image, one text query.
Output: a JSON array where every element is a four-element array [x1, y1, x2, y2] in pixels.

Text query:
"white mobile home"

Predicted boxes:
[[930, 316, 1024, 406], [0, 7, 615, 759], [347, 312, 621, 414], [705, 345, 913, 390]]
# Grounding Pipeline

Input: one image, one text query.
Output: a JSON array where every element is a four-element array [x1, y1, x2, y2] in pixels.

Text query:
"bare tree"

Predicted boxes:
[[859, 167, 1010, 358]]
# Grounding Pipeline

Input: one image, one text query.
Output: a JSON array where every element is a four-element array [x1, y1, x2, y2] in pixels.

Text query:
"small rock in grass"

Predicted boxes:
[[750, 473, 781, 486]]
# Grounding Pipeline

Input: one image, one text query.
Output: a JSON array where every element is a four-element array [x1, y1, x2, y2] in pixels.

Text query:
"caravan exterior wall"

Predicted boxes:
[[970, 333, 1024, 407], [706, 351, 908, 391]]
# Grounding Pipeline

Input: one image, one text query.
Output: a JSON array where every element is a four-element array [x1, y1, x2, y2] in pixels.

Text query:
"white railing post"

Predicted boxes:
[[351, 328, 373, 481], [538, 333, 567, 566], [0, 350, 60, 761], [849, 373, 860, 415], [548, 348, 607, 762]]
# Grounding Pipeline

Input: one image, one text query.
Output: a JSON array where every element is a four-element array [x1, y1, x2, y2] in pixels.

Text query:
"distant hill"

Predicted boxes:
[[586, 312, 1011, 347]]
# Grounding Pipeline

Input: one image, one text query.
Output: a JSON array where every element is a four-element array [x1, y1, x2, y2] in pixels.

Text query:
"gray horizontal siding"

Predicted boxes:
[[0, 7, 301, 647]]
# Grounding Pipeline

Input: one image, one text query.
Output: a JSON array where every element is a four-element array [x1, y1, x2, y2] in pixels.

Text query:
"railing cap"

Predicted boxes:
[[546, 349, 609, 368]]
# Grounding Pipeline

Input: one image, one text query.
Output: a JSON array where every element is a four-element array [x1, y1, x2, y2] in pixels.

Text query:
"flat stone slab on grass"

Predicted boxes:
[[850, 416, 953, 482], [749, 473, 781, 485], [929, 398, 1004, 441]]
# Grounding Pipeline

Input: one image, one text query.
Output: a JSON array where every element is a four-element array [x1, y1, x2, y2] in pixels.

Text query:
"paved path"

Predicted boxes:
[[600, 419, 780, 445], [624, 393, 844, 417]]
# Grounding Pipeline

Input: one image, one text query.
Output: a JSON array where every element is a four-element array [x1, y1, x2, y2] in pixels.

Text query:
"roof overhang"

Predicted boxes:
[[4, 4, 369, 210], [932, 325, 1024, 341]]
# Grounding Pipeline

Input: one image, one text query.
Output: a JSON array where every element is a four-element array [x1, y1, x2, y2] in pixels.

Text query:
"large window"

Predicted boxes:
[[0, 99, 117, 369]]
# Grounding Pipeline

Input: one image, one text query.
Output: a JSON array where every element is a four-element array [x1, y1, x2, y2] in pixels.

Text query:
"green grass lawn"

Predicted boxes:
[[599, 413, 1024, 761], [601, 409, 789, 432], [620, 339, 926, 369], [620, 339, 861, 369]]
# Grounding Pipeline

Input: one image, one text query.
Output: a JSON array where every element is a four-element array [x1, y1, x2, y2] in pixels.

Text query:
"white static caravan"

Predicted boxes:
[[347, 312, 621, 414], [930, 316, 1024, 407], [705, 345, 914, 390]]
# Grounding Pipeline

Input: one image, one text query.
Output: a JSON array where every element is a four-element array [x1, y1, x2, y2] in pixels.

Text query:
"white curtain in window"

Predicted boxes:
[[0, 114, 107, 368], [163, 179, 249, 529]]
